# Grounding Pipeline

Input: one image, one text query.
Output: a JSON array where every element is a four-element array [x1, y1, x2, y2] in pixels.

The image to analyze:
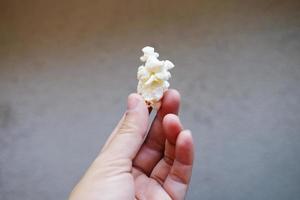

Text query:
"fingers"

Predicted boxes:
[[163, 130, 194, 200], [163, 114, 183, 145], [101, 93, 149, 160], [133, 89, 180, 176], [150, 114, 183, 184]]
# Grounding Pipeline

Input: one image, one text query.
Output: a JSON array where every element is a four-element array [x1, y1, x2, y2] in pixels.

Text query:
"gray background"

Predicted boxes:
[[1, 0, 300, 199]]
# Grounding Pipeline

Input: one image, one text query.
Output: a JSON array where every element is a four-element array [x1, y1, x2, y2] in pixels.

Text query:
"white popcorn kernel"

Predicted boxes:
[[140, 46, 159, 62], [137, 46, 174, 109]]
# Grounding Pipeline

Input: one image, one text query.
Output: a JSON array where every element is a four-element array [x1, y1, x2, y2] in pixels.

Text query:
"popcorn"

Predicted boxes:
[[137, 46, 175, 109]]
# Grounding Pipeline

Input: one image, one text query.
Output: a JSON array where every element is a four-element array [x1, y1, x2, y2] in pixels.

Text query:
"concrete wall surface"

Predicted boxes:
[[0, 0, 300, 199]]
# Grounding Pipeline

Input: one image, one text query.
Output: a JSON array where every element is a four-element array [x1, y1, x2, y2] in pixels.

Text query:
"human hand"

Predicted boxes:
[[69, 89, 194, 200]]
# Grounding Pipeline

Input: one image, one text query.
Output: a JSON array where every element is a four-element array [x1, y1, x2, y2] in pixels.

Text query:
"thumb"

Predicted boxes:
[[102, 93, 149, 160]]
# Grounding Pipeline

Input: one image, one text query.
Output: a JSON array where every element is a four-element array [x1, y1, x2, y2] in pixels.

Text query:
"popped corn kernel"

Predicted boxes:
[[137, 46, 174, 109]]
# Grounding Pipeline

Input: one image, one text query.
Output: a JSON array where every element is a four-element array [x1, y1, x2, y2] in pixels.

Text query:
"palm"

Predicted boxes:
[[133, 172, 171, 199]]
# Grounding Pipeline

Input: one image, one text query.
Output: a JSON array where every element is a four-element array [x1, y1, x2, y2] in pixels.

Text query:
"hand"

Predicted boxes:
[[69, 89, 194, 200]]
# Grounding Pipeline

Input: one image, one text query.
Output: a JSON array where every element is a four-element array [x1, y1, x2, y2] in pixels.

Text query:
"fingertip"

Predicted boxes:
[[128, 93, 144, 103], [125, 93, 149, 136], [166, 89, 181, 100], [127, 93, 147, 110], [178, 130, 194, 151], [163, 113, 179, 124], [163, 114, 183, 144], [176, 130, 194, 165], [159, 89, 181, 116], [164, 89, 181, 106]]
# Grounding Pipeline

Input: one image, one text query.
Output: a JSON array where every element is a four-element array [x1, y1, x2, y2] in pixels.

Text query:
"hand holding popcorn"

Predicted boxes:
[[69, 48, 194, 200], [137, 46, 175, 109]]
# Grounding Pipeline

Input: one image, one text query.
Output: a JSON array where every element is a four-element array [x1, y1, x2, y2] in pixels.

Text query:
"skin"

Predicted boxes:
[[69, 89, 194, 200]]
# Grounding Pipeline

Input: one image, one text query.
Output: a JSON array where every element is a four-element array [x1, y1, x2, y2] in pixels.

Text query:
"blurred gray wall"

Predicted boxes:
[[1, 0, 300, 199]]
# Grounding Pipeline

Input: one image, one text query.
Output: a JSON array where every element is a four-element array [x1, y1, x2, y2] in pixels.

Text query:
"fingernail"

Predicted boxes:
[[127, 94, 140, 110]]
